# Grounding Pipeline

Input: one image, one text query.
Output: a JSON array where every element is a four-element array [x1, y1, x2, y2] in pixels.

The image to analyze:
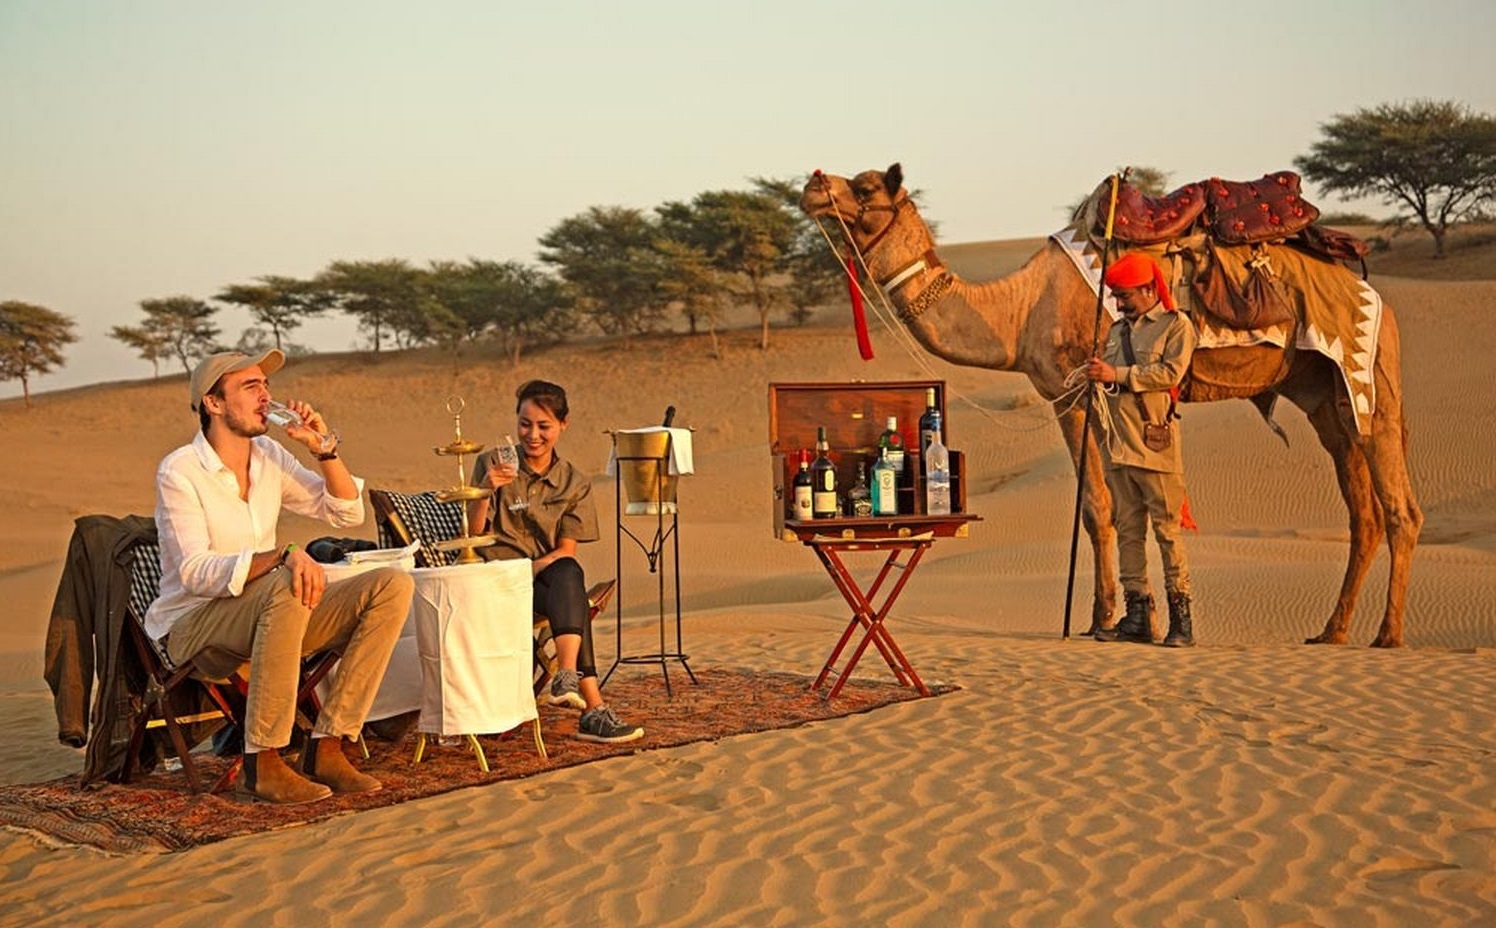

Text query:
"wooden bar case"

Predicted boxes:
[[768, 380, 973, 540]]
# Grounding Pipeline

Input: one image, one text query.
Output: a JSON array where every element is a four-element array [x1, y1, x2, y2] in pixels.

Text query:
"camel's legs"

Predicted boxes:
[[1058, 403, 1119, 633], [1298, 396, 1384, 645], [1358, 322, 1423, 647]]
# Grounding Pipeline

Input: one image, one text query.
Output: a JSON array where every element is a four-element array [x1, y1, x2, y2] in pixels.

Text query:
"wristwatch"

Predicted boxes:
[[315, 429, 341, 461]]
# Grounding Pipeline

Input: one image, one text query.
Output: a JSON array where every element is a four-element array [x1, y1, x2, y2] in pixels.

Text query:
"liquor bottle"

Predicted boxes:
[[877, 416, 906, 476], [811, 427, 838, 519], [792, 449, 813, 521], [925, 427, 952, 515], [846, 460, 873, 517], [918, 388, 943, 457], [872, 447, 898, 516]]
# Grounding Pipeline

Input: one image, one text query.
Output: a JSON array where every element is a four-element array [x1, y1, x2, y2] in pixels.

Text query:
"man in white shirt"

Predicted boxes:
[[146, 349, 413, 804]]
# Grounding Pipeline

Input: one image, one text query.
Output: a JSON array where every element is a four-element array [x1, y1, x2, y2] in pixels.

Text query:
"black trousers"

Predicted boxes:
[[533, 557, 595, 677]]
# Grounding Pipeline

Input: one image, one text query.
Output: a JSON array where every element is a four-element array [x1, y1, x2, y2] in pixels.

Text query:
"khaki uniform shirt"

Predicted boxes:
[[1096, 304, 1197, 474], [469, 450, 600, 561]]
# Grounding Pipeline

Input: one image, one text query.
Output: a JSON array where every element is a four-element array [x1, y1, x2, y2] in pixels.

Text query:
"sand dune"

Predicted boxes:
[[0, 238, 1492, 924]]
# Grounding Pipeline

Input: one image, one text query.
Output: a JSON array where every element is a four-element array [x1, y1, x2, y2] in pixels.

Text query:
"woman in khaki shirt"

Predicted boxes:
[[469, 380, 643, 744]]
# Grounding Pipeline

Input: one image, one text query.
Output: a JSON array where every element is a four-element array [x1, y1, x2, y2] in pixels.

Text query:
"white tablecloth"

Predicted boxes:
[[409, 559, 536, 737], [323, 555, 420, 722]]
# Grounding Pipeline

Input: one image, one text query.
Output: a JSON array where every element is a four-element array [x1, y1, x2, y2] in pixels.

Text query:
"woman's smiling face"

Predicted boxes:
[[517, 397, 567, 469]]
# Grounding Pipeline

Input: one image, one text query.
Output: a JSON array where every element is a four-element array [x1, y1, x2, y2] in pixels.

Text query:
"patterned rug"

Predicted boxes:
[[0, 668, 955, 854]]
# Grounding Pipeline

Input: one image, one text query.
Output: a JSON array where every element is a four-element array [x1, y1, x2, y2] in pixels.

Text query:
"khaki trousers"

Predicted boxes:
[[167, 566, 414, 748], [1105, 465, 1192, 597]]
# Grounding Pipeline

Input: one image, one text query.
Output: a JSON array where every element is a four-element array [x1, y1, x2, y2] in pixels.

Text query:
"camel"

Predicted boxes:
[[800, 164, 1422, 647]]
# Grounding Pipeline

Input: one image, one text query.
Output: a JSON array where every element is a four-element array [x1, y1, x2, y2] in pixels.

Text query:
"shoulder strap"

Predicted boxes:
[[1118, 324, 1155, 425]]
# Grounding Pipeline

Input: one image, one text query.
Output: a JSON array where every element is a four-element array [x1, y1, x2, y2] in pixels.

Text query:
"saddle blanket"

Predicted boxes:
[[1050, 222, 1384, 436]]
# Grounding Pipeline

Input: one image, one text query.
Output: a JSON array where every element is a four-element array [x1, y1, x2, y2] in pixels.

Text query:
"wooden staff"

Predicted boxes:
[[1062, 168, 1128, 639]]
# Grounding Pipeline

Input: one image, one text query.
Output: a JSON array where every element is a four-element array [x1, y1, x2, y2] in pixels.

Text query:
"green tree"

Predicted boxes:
[[0, 301, 77, 408], [1294, 100, 1496, 258], [427, 259, 574, 367], [538, 207, 670, 347], [754, 176, 847, 326], [215, 275, 331, 351], [658, 189, 801, 349], [654, 238, 729, 356], [109, 320, 173, 378], [315, 259, 426, 352], [134, 295, 220, 374]]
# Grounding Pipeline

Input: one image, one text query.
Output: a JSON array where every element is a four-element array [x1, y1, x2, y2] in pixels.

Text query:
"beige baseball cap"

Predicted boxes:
[[189, 349, 285, 411]]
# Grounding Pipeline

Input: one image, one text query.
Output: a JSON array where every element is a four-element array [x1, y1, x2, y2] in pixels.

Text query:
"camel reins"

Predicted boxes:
[[808, 173, 1090, 435]]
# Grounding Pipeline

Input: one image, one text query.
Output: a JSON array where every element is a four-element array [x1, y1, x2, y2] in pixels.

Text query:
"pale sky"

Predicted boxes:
[[3, 0, 1493, 398]]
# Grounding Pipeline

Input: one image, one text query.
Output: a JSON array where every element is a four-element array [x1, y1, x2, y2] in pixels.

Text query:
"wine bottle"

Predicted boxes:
[[925, 427, 952, 516], [811, 426, 838, 519], [872, 447, 898, 516], [918, 388, 943, 457], [877, 416, 906, 476], [792, 449, 813, 521], [846, 459, 872, 517]]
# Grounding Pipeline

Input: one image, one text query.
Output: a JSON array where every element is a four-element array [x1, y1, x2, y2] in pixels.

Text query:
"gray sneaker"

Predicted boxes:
[[577, 706, 643, 744], [547, 668, 586, 710]]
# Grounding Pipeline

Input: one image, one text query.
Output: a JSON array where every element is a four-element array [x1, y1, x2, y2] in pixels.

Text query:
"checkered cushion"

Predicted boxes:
[[379, 490, 466, 568], [126, 541, 171, 664]]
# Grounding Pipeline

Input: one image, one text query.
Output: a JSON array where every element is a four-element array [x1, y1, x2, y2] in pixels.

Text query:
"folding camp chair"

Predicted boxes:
[[368, 488, 615, 698], [120, 540, 243, 793], [122, 540, 359, 792]]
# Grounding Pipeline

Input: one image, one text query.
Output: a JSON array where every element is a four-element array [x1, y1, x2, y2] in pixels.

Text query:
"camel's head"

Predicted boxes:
[[799, 163, 907, 241]]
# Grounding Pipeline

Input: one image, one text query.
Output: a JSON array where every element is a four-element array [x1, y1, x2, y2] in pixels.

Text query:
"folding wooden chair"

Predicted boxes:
[[122, 541, 361, 792], [120, 540, 244, 793], [368, 488, 613, 698]]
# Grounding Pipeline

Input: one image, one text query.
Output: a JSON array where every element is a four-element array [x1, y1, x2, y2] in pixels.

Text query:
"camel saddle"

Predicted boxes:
[[1087, 170, 1371, 330], [1094, 171, 1322, 246]]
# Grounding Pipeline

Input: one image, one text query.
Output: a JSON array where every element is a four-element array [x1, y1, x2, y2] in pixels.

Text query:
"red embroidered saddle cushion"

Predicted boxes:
[[1207, 172, 1320, 244]]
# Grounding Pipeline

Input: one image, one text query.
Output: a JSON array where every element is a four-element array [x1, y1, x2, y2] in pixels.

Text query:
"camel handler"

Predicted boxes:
[[145, 349, 415, 803], [1085, 252, 1199, 646]]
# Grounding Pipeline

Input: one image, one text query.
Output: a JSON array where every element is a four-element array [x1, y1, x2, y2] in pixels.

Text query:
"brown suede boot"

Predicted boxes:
[[239, 750, 332, 805], [302, 736, 383, 793]]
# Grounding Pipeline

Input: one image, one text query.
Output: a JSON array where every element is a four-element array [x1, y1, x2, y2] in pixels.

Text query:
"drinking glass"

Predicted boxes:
[[266, 400, 303, 429]]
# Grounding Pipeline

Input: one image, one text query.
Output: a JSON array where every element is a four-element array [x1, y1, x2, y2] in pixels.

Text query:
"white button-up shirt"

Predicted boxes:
[[144, 431, 366, 639]]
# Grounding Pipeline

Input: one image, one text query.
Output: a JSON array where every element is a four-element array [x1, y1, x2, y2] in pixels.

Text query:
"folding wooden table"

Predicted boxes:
[[784, 515, 980, 699]]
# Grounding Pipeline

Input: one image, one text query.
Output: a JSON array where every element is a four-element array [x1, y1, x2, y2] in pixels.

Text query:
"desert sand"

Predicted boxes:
[[0, 236, 1493, 925]]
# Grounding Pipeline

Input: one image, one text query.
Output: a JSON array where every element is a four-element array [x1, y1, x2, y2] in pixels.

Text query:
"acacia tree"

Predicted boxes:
[[132, 296, 220, 374], [754, 176, 850, 326], [654, 238, 728, 356], [1295, 100, 1496, 258], [539, 207, 670, 347], [315, 259, 426, 352], [109, 319, 173, 378], [657, 190, 800, 350], [215, 275, 331, 350], [427, 259, 574, 367], [0, 301, 77, 408]]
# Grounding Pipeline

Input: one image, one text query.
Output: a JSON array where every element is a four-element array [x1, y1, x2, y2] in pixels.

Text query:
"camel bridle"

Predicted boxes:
[[806, 169, 1090, 436], [809, 171, 911, 266]]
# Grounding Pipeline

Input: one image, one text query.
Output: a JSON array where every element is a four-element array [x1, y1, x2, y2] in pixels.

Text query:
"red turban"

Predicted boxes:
[[1104, 252, 1174, 310]]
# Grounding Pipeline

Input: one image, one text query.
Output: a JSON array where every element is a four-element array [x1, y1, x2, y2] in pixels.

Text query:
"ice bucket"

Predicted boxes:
[[615, 430, 679, 515]]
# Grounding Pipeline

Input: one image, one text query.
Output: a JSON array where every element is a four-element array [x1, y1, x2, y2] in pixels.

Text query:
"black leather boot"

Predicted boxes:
[[1095, 591, 1153, 643], [1163, 591, 1195, 647]]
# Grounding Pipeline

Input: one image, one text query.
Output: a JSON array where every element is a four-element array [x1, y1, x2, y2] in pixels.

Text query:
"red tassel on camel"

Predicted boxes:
[[845, 248, 874, 360]]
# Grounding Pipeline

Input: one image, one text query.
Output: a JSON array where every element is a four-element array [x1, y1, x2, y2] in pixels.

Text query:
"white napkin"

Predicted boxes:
[[345, 540, 422, 564], [605, 427, 695, 476]]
